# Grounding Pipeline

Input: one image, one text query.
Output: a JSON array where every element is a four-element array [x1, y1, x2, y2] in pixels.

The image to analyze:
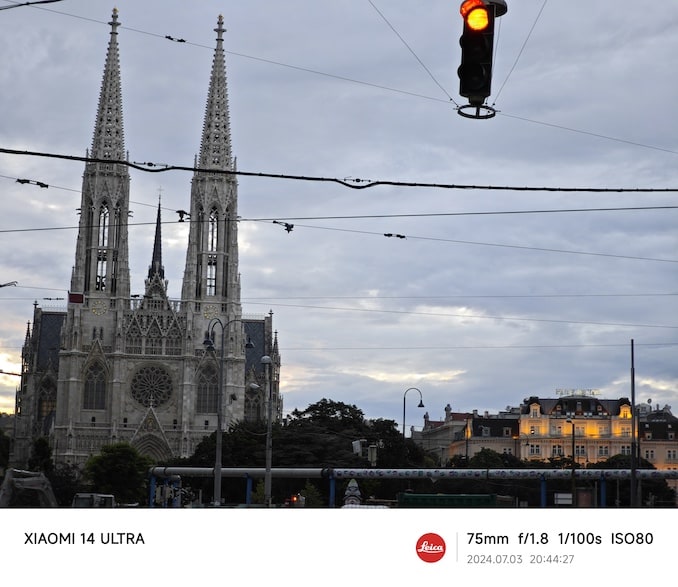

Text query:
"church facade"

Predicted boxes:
[[11, 10, 281, 467]]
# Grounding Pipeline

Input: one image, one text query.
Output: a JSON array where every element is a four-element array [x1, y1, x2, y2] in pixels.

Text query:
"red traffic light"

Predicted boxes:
[[460, 0, 490, 32]]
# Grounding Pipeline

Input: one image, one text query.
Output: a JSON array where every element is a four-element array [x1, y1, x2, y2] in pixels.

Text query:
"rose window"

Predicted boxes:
[[130, 365, 173, 408]]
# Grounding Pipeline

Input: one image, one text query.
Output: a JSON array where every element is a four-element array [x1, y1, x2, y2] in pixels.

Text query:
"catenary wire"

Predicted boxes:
[[8, 2, 678, 158]]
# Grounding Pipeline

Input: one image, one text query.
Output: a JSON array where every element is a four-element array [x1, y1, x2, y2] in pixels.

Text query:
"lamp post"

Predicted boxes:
[[261, 355, 273, 507], [203, 317, 253, 506], [566, 418, 576, 507], [402, 387, 424, 438]]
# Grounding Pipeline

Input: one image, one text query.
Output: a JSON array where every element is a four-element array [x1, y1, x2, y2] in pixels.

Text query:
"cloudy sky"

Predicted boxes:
[[0, 0, 676, 433]]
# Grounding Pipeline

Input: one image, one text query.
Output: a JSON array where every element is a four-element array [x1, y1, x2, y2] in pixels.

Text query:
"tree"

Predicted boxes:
[[589, 454, 676, 507], [0, 428, 9, 473], [84, 443, 152, 505], [182, 398, 432, 505], [28, 437, 53, 474]]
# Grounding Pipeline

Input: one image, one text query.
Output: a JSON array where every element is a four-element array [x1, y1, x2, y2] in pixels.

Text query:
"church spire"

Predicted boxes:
[[91, 8, 126, 163], [148, 196, 165, 282], [181, 15, 240, 310], [144, 196, 168, 299], [198, 14, 232, 171], [69, 8, 131, 298]]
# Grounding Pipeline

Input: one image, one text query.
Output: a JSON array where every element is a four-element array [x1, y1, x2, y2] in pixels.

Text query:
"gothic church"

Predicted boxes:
[[11, 10, 281, 467]]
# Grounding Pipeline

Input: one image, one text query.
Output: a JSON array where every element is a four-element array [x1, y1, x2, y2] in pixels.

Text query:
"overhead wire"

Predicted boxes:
[[7, 2, 678, 158], [4, 147, 678, 194], [366, 0, 457, 105], [242, 300, 678, 330], [492, 0, 548, 105]]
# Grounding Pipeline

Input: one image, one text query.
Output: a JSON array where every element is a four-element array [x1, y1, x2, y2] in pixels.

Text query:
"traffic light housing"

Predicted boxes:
[[458, 0, 495, 106]]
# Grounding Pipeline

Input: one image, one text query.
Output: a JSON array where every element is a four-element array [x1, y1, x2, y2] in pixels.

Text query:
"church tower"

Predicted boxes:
[[13, 11, 279, 472], [181, 15, 241, 319], [70, 8, 131, 302]]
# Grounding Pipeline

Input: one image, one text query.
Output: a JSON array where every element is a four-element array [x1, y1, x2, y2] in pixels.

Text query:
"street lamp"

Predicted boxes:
[[203, 317, 253, 506], [566, 418, 576, 507], [402, 387, 424, 439], [261, 355, 273, 507]]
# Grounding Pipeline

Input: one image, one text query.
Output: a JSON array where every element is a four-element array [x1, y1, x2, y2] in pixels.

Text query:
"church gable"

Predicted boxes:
[[123, 310, 186, 356], [130, 407, 172, 461]]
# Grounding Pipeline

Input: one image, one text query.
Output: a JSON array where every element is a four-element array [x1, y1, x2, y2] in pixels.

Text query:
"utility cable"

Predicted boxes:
[[366, 0, 457, 105], [4, 147, 678, 193]]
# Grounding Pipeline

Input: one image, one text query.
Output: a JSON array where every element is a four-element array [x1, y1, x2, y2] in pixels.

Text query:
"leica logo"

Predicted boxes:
[[417, 541, 444, 552], [416, 533, 446, 563]]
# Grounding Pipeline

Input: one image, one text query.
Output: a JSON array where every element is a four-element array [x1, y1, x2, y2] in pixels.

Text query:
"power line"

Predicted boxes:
[[0, 0, 63, 11], [4, 147, 678, 193], [366, 0, 456, 104], [244, 300, 678, 330], [282, 222, 678, 264], [242, 292, 677, 301], [8, 4, 678, 158], [493, 0, 548, 104], [280, 342, 678, 352]]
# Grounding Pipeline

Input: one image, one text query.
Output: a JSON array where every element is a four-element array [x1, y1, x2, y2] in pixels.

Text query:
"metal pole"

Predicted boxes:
[[630, 338, 637, 507], [204, 317, 253, 506], [262, 355, 273, 507], [214, 330, 225, 506], [567, 418, 576, 506], [571, 420, 576, 506]]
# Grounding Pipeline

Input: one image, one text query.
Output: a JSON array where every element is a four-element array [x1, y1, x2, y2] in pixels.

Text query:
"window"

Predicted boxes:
[[575, 445, 586, 457], [503, 427, 512, 437], [529, 444, 541, 456], [552, 445, 563, 457], [667, 449, 677, 460], [621, 426, 631, 437], [644, 449, 655, 460], [206, 208, 219, 296], [96, 204, 109, 291], [481, 426, 490, 437], [130, 365, 173, 408], [83, 363, 106, 410], [197, 365, 219, 413], [245, 393, 261, 422], [598, 445, 609, 457], [502, 447, 513, 455], [146, 323, 163, 356], [621, 445, 631, 456]]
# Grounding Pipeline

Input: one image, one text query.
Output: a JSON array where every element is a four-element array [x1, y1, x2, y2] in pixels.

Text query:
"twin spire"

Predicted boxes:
[[87, 10, 234, 299], [91, 8, 125, 163], [198, 14, 233, 171]]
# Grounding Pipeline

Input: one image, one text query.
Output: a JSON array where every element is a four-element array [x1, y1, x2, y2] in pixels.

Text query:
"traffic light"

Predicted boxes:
[[458, 0, 495, 106]]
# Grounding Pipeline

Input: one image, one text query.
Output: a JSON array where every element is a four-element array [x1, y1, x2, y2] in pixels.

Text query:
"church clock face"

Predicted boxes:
[[91, 300, 108, 315], [202, 304, 219, 319]]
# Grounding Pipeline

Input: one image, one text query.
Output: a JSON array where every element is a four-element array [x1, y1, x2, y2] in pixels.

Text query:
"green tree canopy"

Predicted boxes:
[[84, 443, 152, 504], [180, 398, 430, 505]]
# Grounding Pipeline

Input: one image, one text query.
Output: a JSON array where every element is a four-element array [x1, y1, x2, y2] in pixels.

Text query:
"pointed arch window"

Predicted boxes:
[[245, 390, 262, 423], [83, 363, 106, 410], [206, 207, 218, 296], [166, 323, 183, 356], [37, 379, 57, 434], [125, 322, 142, 354], [96, 203, 110, 291], [146, 322, 163, 356], [197, 365, 219, 413]]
